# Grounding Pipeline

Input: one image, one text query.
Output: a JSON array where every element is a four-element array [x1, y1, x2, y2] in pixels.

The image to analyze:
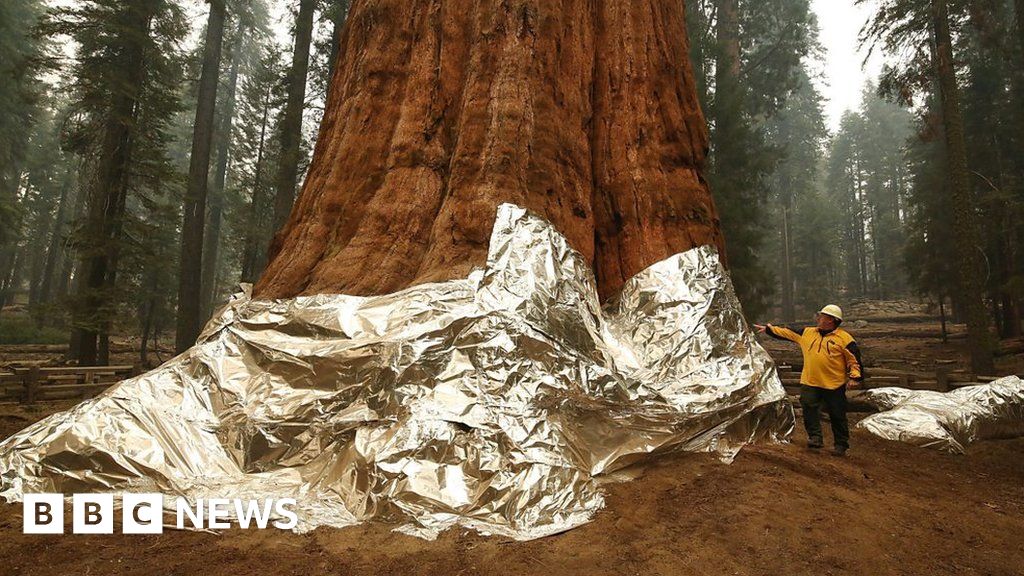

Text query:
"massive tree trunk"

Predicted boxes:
[[176, 0, 227, 353], [255, 0, 725, 303], [931, 0, 995, 374]]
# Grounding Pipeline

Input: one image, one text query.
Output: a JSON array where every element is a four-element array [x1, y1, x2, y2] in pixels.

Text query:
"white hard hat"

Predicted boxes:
[[818, 304, 843, 322]]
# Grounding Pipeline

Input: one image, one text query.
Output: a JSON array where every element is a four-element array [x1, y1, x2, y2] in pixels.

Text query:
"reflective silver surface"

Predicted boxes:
[[0, 204, 791, 540], [859, 376, 1024, 453]]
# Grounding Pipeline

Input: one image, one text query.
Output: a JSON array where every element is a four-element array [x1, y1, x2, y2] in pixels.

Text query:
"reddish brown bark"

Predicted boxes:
[[255, 0, 724, 302]]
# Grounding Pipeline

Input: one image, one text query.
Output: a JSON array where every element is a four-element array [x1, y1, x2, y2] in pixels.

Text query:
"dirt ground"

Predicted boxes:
[[1, 304, 1023, 575], [0, 402, 1023, 575]]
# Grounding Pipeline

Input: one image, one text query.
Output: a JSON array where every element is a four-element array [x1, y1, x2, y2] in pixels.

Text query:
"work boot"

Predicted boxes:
[[831, 446, 848, 457], [808, 438, 823, 450]]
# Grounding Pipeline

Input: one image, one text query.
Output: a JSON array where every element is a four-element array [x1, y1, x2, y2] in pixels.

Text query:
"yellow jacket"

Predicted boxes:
[[766, 325, 864, 390]]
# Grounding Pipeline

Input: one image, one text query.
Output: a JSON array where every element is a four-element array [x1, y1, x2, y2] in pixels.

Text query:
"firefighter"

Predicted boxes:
[[754, 305, 864, 457]]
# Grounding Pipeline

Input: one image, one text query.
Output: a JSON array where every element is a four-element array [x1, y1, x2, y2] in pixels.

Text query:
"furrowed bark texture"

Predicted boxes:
[[255, 0, 724, 302]]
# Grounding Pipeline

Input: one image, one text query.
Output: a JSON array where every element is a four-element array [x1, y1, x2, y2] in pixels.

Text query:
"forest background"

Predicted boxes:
[[1, 0, 1021, 374]]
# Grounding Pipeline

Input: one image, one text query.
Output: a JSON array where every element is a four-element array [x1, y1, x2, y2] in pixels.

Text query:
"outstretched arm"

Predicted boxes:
[[753, 324, 801, 343]]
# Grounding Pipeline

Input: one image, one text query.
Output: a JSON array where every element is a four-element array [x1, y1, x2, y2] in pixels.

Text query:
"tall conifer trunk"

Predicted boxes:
[[176, 0, 226, 353], [71, 2, 152, 365], [201, 37, 240, 319], [780, 199, 795, 322], [37, 166, 73, 311], [270, 0, 316, 231], [240, 84, 273, 283], [931, 0, 995, 374]]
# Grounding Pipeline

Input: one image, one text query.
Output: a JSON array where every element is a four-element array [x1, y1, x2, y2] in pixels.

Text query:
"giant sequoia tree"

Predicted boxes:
[[255, 1, 726, 302]]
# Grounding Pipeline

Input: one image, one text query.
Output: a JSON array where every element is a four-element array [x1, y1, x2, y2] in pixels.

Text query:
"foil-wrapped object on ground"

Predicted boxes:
[[0, 204, 791, 540], [858, 377, 1024, 453]]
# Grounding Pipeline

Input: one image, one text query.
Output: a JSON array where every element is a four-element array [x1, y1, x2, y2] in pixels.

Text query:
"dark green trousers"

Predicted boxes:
[[799, 384, 849, 449]]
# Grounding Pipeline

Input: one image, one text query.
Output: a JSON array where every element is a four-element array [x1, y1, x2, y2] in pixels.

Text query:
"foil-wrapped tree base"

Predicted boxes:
[[859, 377, 1024, 453], [0, 205, 792, 540]]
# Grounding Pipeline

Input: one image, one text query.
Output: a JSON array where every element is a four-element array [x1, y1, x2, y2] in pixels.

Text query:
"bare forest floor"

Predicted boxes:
[[0, 300, 1023, 575]]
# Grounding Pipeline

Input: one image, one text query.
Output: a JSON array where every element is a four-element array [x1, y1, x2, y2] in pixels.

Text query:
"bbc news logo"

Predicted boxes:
[[23, 493, 298, 534]]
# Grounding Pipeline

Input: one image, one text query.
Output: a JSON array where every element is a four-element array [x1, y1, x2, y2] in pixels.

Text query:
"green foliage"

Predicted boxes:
[[207, 1, 285, 301], [763, 69, 835, 317], [790, 188, 842, 309], [738, 0, 820, 117], [43, 0, 189, 342], [959, 2, 1024, 335], [865, 0, 1024, 335], [903, 120, 954, 301], [687, 0, 820, 318], [0, 0, 46, 246], [825, 88, 915, 299], [230, 40, 286, 284], [0, 314, 66, 345]]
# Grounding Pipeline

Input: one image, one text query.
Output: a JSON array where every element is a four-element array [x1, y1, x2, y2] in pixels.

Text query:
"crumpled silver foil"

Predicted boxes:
[[0, 204, 791, 540], [858, 376, 1024, 453]]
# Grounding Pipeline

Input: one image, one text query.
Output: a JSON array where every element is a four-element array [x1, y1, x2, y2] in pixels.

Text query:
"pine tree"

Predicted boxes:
[[51, 0, 187, 364], [19, 106, 73, 311], [932, 0, 996, 373], [270, 0, 317, 232], [823, 86, 914, 302], [961, 4, 1023, 337], [764, 68, 830, 321], [200, 21, 242, 321], [686, 0, 818, 316], [176, 0, 228, 353], [0, 0, 47, 308], [861, 0, 996, 373], [234, 40, 284, 284]]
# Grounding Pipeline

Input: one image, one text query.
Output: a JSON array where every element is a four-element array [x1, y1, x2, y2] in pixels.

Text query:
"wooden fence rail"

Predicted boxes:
[[0, 365, 136, 403]]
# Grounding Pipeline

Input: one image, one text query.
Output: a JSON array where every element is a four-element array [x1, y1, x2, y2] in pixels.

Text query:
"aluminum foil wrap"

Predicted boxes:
[[0, 204, 791, 540], [858, 376, 1024, 453]]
